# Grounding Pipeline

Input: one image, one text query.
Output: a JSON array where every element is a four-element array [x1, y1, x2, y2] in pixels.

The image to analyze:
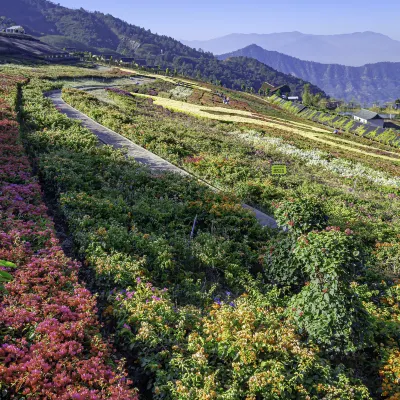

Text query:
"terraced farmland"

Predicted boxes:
[[1, 64, 399, 400]]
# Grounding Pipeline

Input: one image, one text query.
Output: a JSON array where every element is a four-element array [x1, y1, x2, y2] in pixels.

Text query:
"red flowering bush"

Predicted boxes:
[[0, 76, 138, 399]]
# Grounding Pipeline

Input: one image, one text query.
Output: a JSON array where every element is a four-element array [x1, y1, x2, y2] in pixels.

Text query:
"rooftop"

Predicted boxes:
[[270, 84, 290, 93], [353, 109, 383, 120]]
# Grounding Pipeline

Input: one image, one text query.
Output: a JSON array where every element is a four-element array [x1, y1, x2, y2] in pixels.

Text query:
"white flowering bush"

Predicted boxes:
[[169, 86, 193, 100], [240, 131, 400, 188]]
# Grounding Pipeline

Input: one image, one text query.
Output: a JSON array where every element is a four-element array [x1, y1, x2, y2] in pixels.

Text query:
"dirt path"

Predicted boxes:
[[46, 90, 278, 229]]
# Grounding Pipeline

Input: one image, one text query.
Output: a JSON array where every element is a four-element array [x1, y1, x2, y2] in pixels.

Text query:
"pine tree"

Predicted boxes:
[[302, 84, 312, 106]]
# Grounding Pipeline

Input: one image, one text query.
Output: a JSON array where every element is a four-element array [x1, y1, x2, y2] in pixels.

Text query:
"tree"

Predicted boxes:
[[241, 84, 246, 92], [109, 56, 113, 66], [302, 84, 312, 106], [165, 68, 170, 76], [395, 99, 400, 104], [313, 92, 322, 107]]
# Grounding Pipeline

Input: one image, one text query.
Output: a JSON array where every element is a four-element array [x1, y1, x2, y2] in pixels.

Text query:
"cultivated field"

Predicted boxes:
[[0, 64, 399, 400]]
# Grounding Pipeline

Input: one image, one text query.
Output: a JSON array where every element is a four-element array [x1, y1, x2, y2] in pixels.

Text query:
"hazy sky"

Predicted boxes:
[[58, 0, 400, 41]]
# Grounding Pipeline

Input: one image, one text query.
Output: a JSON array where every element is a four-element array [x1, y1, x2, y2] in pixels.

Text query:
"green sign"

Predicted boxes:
[[271, 164, 287, 175]]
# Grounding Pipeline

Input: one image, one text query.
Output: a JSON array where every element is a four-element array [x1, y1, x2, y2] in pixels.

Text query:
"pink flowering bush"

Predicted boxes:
[[0, 75, 138, 399]]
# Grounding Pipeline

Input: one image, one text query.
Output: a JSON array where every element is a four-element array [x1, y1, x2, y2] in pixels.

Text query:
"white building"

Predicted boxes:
[[353, 109, 385, 128], [5, 26, 25, 34]]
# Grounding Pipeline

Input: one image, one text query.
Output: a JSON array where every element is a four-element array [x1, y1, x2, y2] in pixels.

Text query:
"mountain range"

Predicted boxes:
[[0, 0, 324, 96], [219, 44, 400, 105], [183, 32, 400, 67], [218, 45, 400, 105]]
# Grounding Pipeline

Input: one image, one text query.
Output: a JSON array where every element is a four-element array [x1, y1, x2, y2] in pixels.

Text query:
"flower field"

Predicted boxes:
[[61, 86, 400, 243], [0, 64, 400, 399]]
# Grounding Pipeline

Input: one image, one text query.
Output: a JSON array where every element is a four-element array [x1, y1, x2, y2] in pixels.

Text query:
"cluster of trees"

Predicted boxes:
[[302, 83, 323, 107]]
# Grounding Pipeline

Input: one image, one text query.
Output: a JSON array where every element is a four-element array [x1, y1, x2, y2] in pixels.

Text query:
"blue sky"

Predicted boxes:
[[58, 0, 400, 41]]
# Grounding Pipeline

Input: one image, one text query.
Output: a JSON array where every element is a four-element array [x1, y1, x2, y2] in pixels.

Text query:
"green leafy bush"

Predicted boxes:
[[263, 233, 304, 287], [289, 227, 372, 353], [0, 259, 17, 292], [274, 197, 328, 234]]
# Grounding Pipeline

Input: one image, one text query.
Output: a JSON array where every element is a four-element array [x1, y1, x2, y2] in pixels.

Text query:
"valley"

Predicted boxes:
[[219, 44, 400, 104]]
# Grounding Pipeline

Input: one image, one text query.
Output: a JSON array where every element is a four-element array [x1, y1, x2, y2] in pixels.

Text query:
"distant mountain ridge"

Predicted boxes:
[[0, 0, 325, 97], [183, 32, 400, 66], [218, 44, 400, 105]]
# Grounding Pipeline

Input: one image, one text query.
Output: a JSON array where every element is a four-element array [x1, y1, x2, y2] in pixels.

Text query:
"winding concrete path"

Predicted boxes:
[[45, 90, 278, 229]]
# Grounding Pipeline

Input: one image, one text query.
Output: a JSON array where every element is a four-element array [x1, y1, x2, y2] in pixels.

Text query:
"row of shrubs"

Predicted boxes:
[[0, 74, 138, 399]]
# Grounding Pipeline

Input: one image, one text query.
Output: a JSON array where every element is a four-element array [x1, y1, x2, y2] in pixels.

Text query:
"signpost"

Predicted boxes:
[[271, 164, 287, 176]]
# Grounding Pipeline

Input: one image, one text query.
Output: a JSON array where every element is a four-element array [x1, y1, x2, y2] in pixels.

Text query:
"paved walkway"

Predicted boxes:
[[45, 90, 278, 229]]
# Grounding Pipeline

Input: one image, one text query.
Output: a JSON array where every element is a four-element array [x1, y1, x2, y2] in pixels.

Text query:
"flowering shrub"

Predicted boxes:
[[240, 132, 400, 188], [374, 239, 400, 276], [274, 197, 328, 234], [110, 284, 372, 399], [169, 85, 193, 100], [0, 75, 138, 399], [380, 347, 400, 399]]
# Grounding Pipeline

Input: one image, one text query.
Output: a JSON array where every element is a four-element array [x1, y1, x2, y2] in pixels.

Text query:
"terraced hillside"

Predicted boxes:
[[1, 64, 399, 399], [0, 33, 69, 59]]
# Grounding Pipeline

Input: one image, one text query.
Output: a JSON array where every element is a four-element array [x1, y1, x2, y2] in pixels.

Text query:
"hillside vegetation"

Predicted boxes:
[[0, 0, 324, 95], [1, 64, 400, 399], [219, 45, 400, 105]]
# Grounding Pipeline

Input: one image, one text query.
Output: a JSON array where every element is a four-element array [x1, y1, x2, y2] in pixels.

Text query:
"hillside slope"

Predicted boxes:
[[219, 44, 400, 104], [0, 0, 325, 96], [183, 31, 400, 66], [1, 0, 214, 57], [0, 33, 68, 58]]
